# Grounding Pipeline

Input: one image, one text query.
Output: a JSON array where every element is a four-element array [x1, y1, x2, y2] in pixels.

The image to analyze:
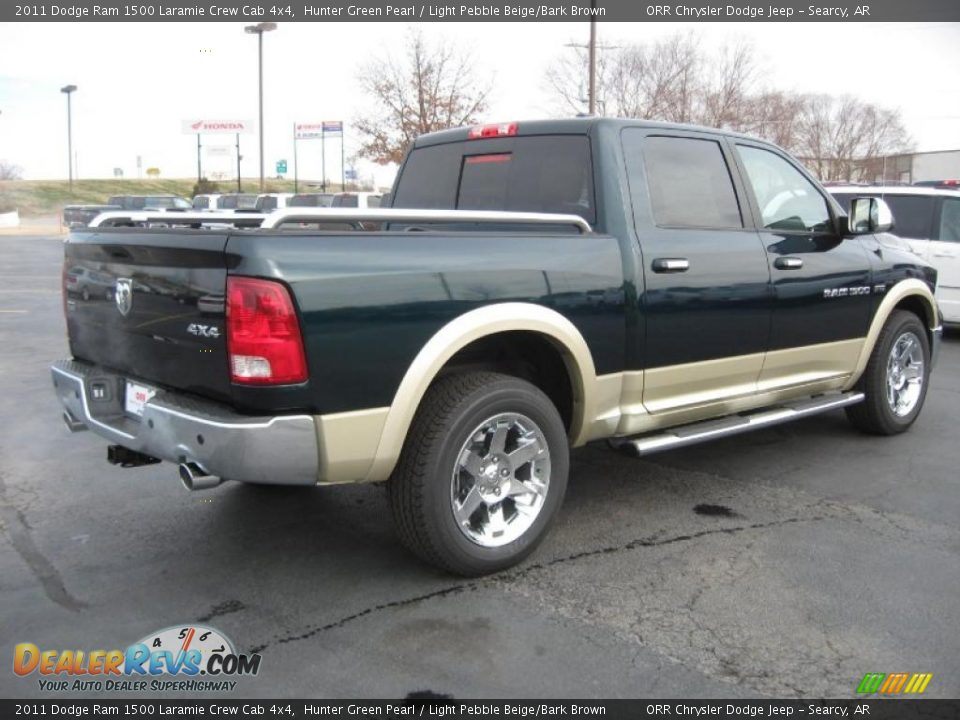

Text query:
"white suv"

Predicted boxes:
[[829, 185, 960, 323]]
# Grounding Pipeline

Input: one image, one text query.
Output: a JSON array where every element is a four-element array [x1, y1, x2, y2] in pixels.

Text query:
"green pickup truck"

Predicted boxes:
[[52, 118, 942, 575]]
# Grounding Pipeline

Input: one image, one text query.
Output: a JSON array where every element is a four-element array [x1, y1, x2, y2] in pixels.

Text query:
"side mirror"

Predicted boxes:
[[847, 197, 894, 235]]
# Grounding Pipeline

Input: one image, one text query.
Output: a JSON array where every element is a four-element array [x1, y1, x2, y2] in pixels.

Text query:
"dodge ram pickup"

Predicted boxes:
[[52, 118, 943, 576]]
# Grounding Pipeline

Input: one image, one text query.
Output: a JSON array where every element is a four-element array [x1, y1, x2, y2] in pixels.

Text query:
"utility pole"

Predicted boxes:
[[565, 11, 615, 117], [588, 0, 597, 115]]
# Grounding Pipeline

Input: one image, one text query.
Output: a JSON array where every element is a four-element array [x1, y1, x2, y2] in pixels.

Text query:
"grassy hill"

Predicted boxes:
[[0, 178, 342, 217]]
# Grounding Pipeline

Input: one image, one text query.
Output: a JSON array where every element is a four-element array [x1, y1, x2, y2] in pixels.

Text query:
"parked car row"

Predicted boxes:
[[62, 195, 191, 228], [190, 191, 383, 212]]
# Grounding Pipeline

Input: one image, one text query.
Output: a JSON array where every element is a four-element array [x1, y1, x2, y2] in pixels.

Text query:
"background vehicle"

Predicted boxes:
[[913, 179, 960, 190], [217, 193, 259, 211], [254, 193, 295, 211], [192, 194, 223, 211], [829, 185, 959, 323], [53, 119, 941, 576], [331, 191, 383, 208], [288, 193, 334, 207], [62, 195, 190, 228]]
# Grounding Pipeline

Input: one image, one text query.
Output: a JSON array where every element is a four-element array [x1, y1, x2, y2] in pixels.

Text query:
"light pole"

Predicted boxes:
[[60, 85, 77, 191], [245, 22, 276, 192]]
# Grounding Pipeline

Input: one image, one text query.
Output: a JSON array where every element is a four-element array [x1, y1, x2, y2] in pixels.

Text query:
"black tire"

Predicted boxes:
[[388, 371, 569, 576], [846, 310, 930, 435]]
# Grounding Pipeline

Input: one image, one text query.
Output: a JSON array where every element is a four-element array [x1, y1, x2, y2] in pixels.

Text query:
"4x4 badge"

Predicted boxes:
[[115, 278, 133, 316]]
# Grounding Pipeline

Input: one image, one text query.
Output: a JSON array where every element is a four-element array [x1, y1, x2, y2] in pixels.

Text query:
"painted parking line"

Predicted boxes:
[[0, 310, 29, 314]]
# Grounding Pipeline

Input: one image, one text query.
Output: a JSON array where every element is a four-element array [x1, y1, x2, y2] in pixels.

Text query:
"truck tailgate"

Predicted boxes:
[[64, 229, 231, 402]]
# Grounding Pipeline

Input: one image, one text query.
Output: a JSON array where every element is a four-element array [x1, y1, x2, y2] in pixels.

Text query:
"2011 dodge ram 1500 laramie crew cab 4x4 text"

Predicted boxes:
[[52, 119, 943, 576]]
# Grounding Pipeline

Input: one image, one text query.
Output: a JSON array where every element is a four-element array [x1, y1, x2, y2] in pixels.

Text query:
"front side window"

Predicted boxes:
[[939, 198, 960, 243], [640, 136, 743, 229], [192, 197, 208, 210], [738, 145, 831, 232]]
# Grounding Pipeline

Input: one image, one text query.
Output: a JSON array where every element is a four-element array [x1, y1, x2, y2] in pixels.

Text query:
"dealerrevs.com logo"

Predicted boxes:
[[13, 625, 261, 693]]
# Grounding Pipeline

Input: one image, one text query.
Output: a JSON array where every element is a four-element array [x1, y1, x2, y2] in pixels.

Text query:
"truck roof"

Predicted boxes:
[[414, 117, 771, 148]]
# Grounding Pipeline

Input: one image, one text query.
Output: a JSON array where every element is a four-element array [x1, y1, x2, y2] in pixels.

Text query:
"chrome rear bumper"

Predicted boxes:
[[51, 359, 319, 485]]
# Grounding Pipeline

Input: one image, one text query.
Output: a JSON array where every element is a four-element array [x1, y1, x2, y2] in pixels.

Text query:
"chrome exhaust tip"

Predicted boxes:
[[178, 462, 223, 491], [63, 410, 88, 433]]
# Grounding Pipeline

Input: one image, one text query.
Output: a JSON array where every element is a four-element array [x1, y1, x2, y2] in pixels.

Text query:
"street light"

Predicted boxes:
[[245, 22, 276, 192], [60, 84, 77, 191]]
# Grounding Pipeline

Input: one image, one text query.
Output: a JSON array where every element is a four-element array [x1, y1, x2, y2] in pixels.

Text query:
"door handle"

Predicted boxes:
[[651, 258, 689, 273], [774, 256, 804, 270]]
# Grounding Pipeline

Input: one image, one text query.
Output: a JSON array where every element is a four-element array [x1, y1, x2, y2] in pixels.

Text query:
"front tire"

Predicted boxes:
[[846, 310, 930, 435], [388, 371, 569, 576]]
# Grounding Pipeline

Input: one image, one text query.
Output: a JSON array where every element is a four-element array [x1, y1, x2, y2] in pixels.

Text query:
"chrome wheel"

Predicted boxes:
[[450, 412, 550, 548], [886, 330, 924, 417]]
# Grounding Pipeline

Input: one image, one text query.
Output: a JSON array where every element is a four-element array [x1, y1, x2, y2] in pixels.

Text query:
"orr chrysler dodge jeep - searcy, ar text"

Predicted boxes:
[[52, 118, 943, 576]]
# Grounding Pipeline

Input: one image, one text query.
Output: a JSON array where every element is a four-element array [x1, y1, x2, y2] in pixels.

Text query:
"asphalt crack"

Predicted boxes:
[[0, 472, 86, 612], [247, 513, 824, 654]]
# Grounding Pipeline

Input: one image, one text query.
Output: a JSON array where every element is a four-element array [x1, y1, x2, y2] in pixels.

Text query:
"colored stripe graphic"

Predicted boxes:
[[857, 672, 932, 694]]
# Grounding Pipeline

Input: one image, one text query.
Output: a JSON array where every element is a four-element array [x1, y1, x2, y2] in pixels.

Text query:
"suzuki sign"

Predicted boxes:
[[181, 119, 253, 135]]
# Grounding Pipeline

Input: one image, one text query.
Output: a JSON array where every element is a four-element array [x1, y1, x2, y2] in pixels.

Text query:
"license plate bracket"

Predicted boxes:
[[124, 380, 156, 417]]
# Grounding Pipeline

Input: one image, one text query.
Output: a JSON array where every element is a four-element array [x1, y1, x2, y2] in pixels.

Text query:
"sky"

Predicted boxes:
[[0, 21, 958, 188]]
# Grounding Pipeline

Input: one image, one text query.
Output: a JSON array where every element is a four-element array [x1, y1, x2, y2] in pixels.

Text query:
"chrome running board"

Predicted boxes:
[[613, 391, 865, 457]]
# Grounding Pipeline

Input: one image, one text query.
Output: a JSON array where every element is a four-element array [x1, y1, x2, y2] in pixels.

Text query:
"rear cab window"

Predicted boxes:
[[392, 135, 595, 224]]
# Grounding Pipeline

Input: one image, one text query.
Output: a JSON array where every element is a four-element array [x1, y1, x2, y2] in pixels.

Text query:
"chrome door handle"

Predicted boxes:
[[651, 258, 689, 273], [774, 256, 804, 270]]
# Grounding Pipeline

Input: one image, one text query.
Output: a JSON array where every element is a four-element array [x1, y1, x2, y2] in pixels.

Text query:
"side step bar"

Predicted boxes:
[[613, 391, 865, 457]]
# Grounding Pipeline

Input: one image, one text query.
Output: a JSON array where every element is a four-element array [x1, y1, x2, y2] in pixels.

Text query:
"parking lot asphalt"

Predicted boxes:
[[1, 233, 958, 700]]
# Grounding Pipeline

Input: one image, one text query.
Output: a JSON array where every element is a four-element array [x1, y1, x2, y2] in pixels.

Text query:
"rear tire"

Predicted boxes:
[[388, 371, 569, 576], [846, 310, 930, 435]]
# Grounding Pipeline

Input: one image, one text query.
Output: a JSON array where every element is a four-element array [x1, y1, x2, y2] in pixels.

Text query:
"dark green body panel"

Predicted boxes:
[[225, 231, 627, 414]]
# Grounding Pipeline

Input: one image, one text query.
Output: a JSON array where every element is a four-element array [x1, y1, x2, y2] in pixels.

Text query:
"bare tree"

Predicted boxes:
[[354, 31, 491, 165], [544, 32, 912, 182], [793, 94, 912, 181], [0, 160, 23, 180], [546, 32, 751, 126]]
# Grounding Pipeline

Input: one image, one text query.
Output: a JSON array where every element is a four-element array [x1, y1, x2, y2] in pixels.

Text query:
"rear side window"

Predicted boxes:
[[882, 196, 935, 240], [258, 196, 278, 211], [641, 136, 743, 228], [939, 198, 960, 242], [393, 135, 595, 223]]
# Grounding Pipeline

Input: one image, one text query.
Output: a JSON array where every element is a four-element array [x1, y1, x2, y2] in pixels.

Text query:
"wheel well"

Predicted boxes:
[[438, 331, 575, 431], [895, 295, 934, 337]]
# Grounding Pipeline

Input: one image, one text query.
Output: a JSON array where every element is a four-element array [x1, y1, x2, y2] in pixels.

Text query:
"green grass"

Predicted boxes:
[[0, 178, 341, 217]]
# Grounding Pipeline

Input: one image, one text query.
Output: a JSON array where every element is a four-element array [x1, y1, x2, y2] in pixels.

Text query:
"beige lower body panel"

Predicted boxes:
[[585, 337, 865, 442], [317, 338, 866, 484], [315, 407, 389, 484]]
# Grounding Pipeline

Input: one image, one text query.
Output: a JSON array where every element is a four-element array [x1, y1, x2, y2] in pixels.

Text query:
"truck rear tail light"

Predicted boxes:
[[226, 276, 307, 385], [467, 122, 518, 139]]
